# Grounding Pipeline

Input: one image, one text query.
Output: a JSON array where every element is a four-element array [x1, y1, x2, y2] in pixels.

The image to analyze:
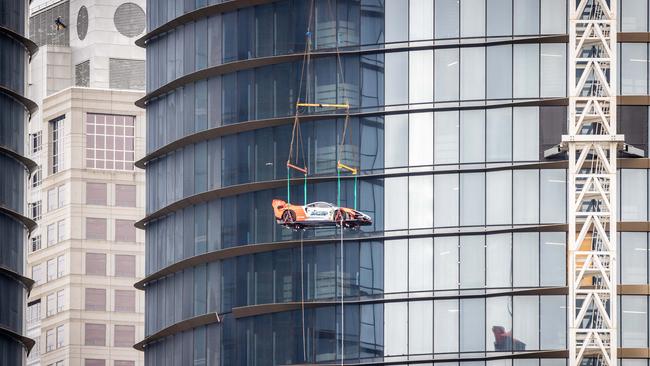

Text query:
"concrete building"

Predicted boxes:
[[25, 1, 146, 365], [137, 0, 650, 366], [0, 0, 37, 364]]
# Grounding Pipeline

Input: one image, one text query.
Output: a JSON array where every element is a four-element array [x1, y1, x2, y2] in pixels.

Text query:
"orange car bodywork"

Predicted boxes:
[[272, 199, 359, 223]]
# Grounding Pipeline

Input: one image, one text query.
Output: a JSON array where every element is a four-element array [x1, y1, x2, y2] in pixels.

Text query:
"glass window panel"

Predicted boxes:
[[435, 0, 459, 38], [460, 236, 485, 288], [540, 232, 566, 286], [487, 296, 512, 351], [409, 0, 434, 41], [409, 300, 433, 354], [486, 234, 512, 287], [540, 296, 566, 349], [461, 0, 486, 37], [409, 175, 433, 229], [513, 296, 539, 350], [487, 0, 512, 36], [513, 233, 540, 287], [621, 232, 648, 284], [385, 114, 408, 168], [487, 45, 513, 99], [409, 112, 434, 167], [385, 52, 409, 106], [621, 169, 648, 220], [541, 0, 566, 33], [622, 296, 648, 347], [541, 44, 566, 97], [622, 0, 648, 32], [514, 44, 540, 98], [461, 47, 486, 100], [385, 0, 409, 43], [513, 107, 540, 161], [461, 298, 485, 352], [435, 236, 459, 290], [384, 240, 407, 293], [460, 110, 485, 163], [514, 0, 540, 35], [622, 44, 649, 95], [461, 173, 485, 226], [487, 171, 512, 225], [409, 50, 434, 104], [486, 108, 512, 162], [435, 173, 459, 227], [435, 48, 460, 102], [385, 177, 408, 231], [409, 238, 434, 291], [540, 169, 566, 223], [385, 302, 408, 356], [434, 111, 460, 165], [513, 170, 539, 224], [435, 300, 460, 353]]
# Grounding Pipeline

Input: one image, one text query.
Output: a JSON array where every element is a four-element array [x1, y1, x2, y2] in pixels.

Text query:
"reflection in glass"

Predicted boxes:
[[513, 233, 540, 287], [461, 0, 486, 37], [460, 110, 485, 163], [514, 0, 540, 35], [487, 171, 512, 225], [435, 236, 459, 290], [460, 236, 485, 288], [513, 170, 539, 224], [409, 112, 434, 167], [435, 48, 460, 102], [409, 0, 434, 41], [385, 115, 408, 168], [409, 238, 433, 291], [461, 298, 485, 351], [385, 240, 407, 293], [435, 0, 459, 39], [487, 0, 513, 36], [461, 47, 486, 100], [434, 299, 459, 352], [434, 173, 459, 228], [621, 296, 648, 347], [540, 232, 566, 286], [513, 44, 540, 98], [486, 234, 512, 287], [434, 111, 459, 165], [409, 300, 433, 354], [487, 296, 513, 351], [461, 173, 485, 226], [621, 169, 648, 221], [620, 232, 648, 284], [540, 296, 566, 349], [384, 302, 408, 356], [409, 175, 433, 229], [409, 50, 434, 104], [514, 296, 539, 350], [487, 45, 513, 99]]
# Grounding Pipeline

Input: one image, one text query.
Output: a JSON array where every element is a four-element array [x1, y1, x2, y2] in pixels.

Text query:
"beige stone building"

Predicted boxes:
[[25, 1, 146, 366]]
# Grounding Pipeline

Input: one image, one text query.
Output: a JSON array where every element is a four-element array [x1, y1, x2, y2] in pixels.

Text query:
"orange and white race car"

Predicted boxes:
[[272, 199, 372, 229]]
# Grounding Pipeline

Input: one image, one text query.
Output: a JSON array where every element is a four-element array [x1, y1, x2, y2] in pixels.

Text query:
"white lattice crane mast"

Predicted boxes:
[[564, 1, 623, 366]]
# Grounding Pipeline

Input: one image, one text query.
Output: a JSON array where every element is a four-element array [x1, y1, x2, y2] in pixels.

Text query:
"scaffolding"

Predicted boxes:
[[565, 2, 622, 366]]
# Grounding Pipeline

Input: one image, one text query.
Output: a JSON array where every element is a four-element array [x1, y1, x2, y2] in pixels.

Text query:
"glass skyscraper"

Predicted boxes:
[[138, 0, 650, 365], [0, 0, 37, 364]]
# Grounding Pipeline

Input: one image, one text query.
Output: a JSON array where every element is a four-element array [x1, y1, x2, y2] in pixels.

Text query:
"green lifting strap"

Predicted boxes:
[[337, 169, 341, 207], [304, 174, 307, 205], [287, 166, 291, 204], [354, 174, 357, 210]]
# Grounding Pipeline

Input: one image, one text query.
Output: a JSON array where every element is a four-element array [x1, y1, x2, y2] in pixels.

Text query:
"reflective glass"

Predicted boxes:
[[540, 296, 566, 349], [513, 170, 539, 224], [514, 0, 540, 35], [621, 0, 648, 32], [434, 173, 459, 227], [461, 173, 485, 226], [513, 107, 540, 161], [621, 232, 648, 284], [434, 111, 460, 165], [621, 169, 648, 221], [513, 296, 540, 351], [541, 0, 566, 33], [409, 0, 434, 41], [435, 236, 459, 290], [486, 108, 512, 162], [461, 298, 485, 351], [384, 302, 408, 356], [409, 112, 434, 167], [487, 296, 512, 351], [409, 175, 433, 229], [487, 0, 512, 36], [385, 52, 408, 105], [384, 240, 407, 293], [385, 0, 409, 43], [435, 300, 459, 352], [621, 296, 648, 347], [460, 236, 485, 288], [487, 170, 512, 225], [435, 48, 460, 102], [385, 114, 408, 168], [435, 0, 459, 39], [461, 0, 486, 37], [409, 238, 433, 291], [540, 232, 566, 286], [621, 43, 649, 95], [461, 47, 486, 100], [409, 50, 434, 104], [513, 233, 540, 286], [385, 177, 408, 231], [460, 110, 485, 163], [409, 301, 433, 354], [540, 169, 566, 223], [487, 45, 513, 99], [514, 44, 540, 98], [540, 44, 566, 97], [486, 234, 512, 287]]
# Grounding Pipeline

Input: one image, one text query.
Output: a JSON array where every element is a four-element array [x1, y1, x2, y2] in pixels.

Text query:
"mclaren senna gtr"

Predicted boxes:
[[272, 199, 372, 229]]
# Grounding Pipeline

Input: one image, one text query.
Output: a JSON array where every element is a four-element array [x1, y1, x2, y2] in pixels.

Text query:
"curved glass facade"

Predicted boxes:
[[142, 0, 650, 365], [0, 0, 31, 364]]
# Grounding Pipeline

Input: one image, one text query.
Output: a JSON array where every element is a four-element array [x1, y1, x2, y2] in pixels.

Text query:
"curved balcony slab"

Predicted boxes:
[[0, 25, 38, 57], [133, 312, 221, 351], [0, 145, 37, 173], [0, 205, 37, 232], [0, 85, 38, 117], [0, 265, 34, 293], [0, 324, 35, 354]]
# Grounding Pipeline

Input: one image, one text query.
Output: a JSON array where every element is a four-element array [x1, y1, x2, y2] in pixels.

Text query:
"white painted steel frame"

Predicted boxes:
[[565, 1, 623, 366]]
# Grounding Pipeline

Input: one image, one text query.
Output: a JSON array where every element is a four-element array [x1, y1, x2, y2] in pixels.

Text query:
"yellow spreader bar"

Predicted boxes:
[[337, 161, 357, 175], [297, 103, 350, 109]]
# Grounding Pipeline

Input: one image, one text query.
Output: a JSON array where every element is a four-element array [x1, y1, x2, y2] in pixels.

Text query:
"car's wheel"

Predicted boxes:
[[334, 210, 348, 224], [282, 210, 296, 224]]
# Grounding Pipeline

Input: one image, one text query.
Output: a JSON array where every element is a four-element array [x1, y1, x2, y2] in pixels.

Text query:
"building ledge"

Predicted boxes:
[[0, 25, 38, 58], [0, 324, 35, 354], [133, 312, 221, 351], [0, 84, 38, 117], [0, 145, 37, 174], [0, 265, 34, 293], [0, 204, 37, 232]]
